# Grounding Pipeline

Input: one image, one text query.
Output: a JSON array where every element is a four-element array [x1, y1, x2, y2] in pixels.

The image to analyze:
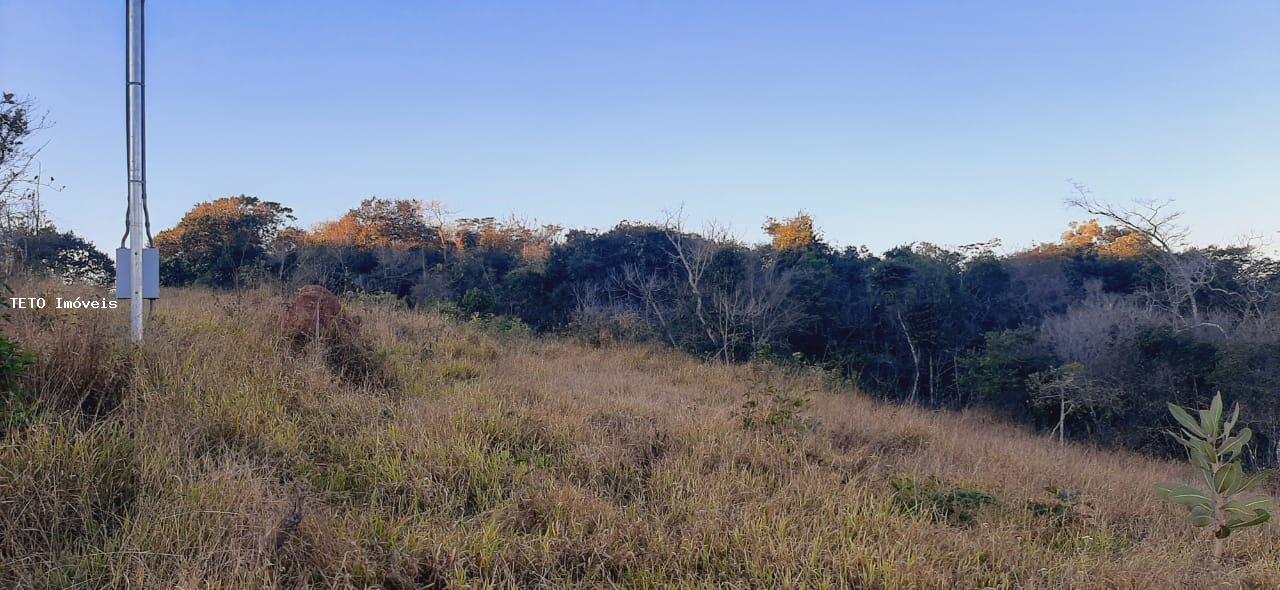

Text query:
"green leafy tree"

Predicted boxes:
[[9, 225, 114, 285], [1157, 393, 1272, 560], [1026, 363, 1116, 445], [155, 195, 295, 287]]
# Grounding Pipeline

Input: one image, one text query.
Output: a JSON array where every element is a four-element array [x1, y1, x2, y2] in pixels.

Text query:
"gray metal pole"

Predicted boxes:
[[126, 0, 145, 343]]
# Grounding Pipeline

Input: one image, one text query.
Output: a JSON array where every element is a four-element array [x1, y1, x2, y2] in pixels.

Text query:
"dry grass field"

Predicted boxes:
[[3, 284, 1280, 589]]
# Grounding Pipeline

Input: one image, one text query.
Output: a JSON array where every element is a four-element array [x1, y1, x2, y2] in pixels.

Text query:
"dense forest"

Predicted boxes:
[[4, 93, 1279, 466]]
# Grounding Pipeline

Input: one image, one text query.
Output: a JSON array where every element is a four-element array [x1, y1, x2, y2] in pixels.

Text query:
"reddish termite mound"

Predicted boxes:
[[281, 285, 345, 341]]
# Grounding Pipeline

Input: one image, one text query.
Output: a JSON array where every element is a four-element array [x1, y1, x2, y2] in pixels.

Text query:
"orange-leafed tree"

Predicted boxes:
[[1060, 220, 1150, 259], [155, 195, 295, 287], [308, 197, 435, 250], [452, 216, 561, 262], [1025, 219, 1152, 261], [763, 212, 820, 252]]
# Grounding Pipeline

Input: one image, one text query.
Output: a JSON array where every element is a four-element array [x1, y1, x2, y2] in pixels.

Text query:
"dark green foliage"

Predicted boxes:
[[6, 226, 114, 285], [496, 266, 553, 323], [959, 328, 1054, 411], [1136, 327, 1220, 393], [0, 332, 37, 433], [891, 476, 998, 527], [459, 288, 501, 316], [738, 379, 814, 437]]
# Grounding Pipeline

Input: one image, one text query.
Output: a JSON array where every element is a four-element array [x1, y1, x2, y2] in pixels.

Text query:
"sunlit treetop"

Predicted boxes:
[[1023, 219, 1152, 260], [763, 212, 821, 252]]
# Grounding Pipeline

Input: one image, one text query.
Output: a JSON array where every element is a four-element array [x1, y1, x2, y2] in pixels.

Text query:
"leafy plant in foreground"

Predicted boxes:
[[1157, 393, 1273, 560], [0, 288, 38, 432]]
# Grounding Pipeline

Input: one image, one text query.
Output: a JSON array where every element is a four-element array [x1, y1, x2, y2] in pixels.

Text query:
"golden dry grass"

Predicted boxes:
[[2, 284, 1279, 589]]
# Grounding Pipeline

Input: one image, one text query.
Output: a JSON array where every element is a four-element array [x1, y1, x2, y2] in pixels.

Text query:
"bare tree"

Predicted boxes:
[[615, 263, 679, 347], [1039, 285, 1154, 375], [422, 199, 457, 254], [1205, 240, 1279, 330], [1066, 183, 1221, 330], [1, 92, 52, 216], [700, 260, 791, 362], [661, 209, 728, 355], [739, 260, 801, 352], [1, 92, 64, 274], [897, 310, 921, 405], [658, 210, 800, 362]]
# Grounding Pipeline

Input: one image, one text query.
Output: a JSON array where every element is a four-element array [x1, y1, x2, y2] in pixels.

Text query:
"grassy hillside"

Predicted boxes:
[[3, 285, 1279, 589]]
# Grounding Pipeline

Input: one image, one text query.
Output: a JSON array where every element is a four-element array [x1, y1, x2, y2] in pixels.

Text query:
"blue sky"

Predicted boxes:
[[2, 1, 1277, 253]]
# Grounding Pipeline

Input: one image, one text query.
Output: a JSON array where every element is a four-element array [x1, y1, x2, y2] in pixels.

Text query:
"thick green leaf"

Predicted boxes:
[[1224, 497, 1273, 518], [1186, 440, 1219, 470], [1195, 440, 1219, 464], [1200, 411, 1216, 439], [1189, 505, 1215, 528], [1208, 393, 1224, 436], [1215, 463, 1242, 495], [1168, 403, 1206, 439], [1231, 470, 1272, 496], [1191, 451, 1213, 478], [1224, 403, 1241, 437], [1226, 509, 1271, 531], [1168, 431, 1196, 450], [1219, 428, 1252, 459], [1157, 483, 1213, 510]]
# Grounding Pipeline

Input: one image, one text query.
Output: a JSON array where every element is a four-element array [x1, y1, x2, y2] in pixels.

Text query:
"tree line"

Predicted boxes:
[[136, 192, 1280, 466]]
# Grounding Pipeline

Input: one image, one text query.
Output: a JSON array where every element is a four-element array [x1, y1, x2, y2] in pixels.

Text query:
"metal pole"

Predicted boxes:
[[127, 0, 145, 343]]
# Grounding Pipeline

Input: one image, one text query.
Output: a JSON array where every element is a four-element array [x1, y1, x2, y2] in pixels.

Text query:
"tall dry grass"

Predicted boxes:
[[1, 283, 1278, 588]]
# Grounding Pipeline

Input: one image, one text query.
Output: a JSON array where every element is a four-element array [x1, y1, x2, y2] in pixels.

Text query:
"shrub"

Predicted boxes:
[[0, 333, 36, 432], [958, 328, 1054, 411], [891, 476, 998, 527], [737, 378, 814, 437], [1157, 393, 1273, 560], [459, 288, 500, 316], [468, 313, 532, 338]]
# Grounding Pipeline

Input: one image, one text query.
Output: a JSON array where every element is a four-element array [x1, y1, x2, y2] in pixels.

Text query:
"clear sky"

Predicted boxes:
[[2, 1, 1278, 254]]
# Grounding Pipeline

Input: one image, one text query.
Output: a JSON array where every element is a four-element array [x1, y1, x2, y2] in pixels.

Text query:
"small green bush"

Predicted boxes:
[[459, 288, 500, 316], [738, 379, 814, 437], [891, 476, 997, 527], [1157, 393, 1273, 560], [0, 333, 37, 432]]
